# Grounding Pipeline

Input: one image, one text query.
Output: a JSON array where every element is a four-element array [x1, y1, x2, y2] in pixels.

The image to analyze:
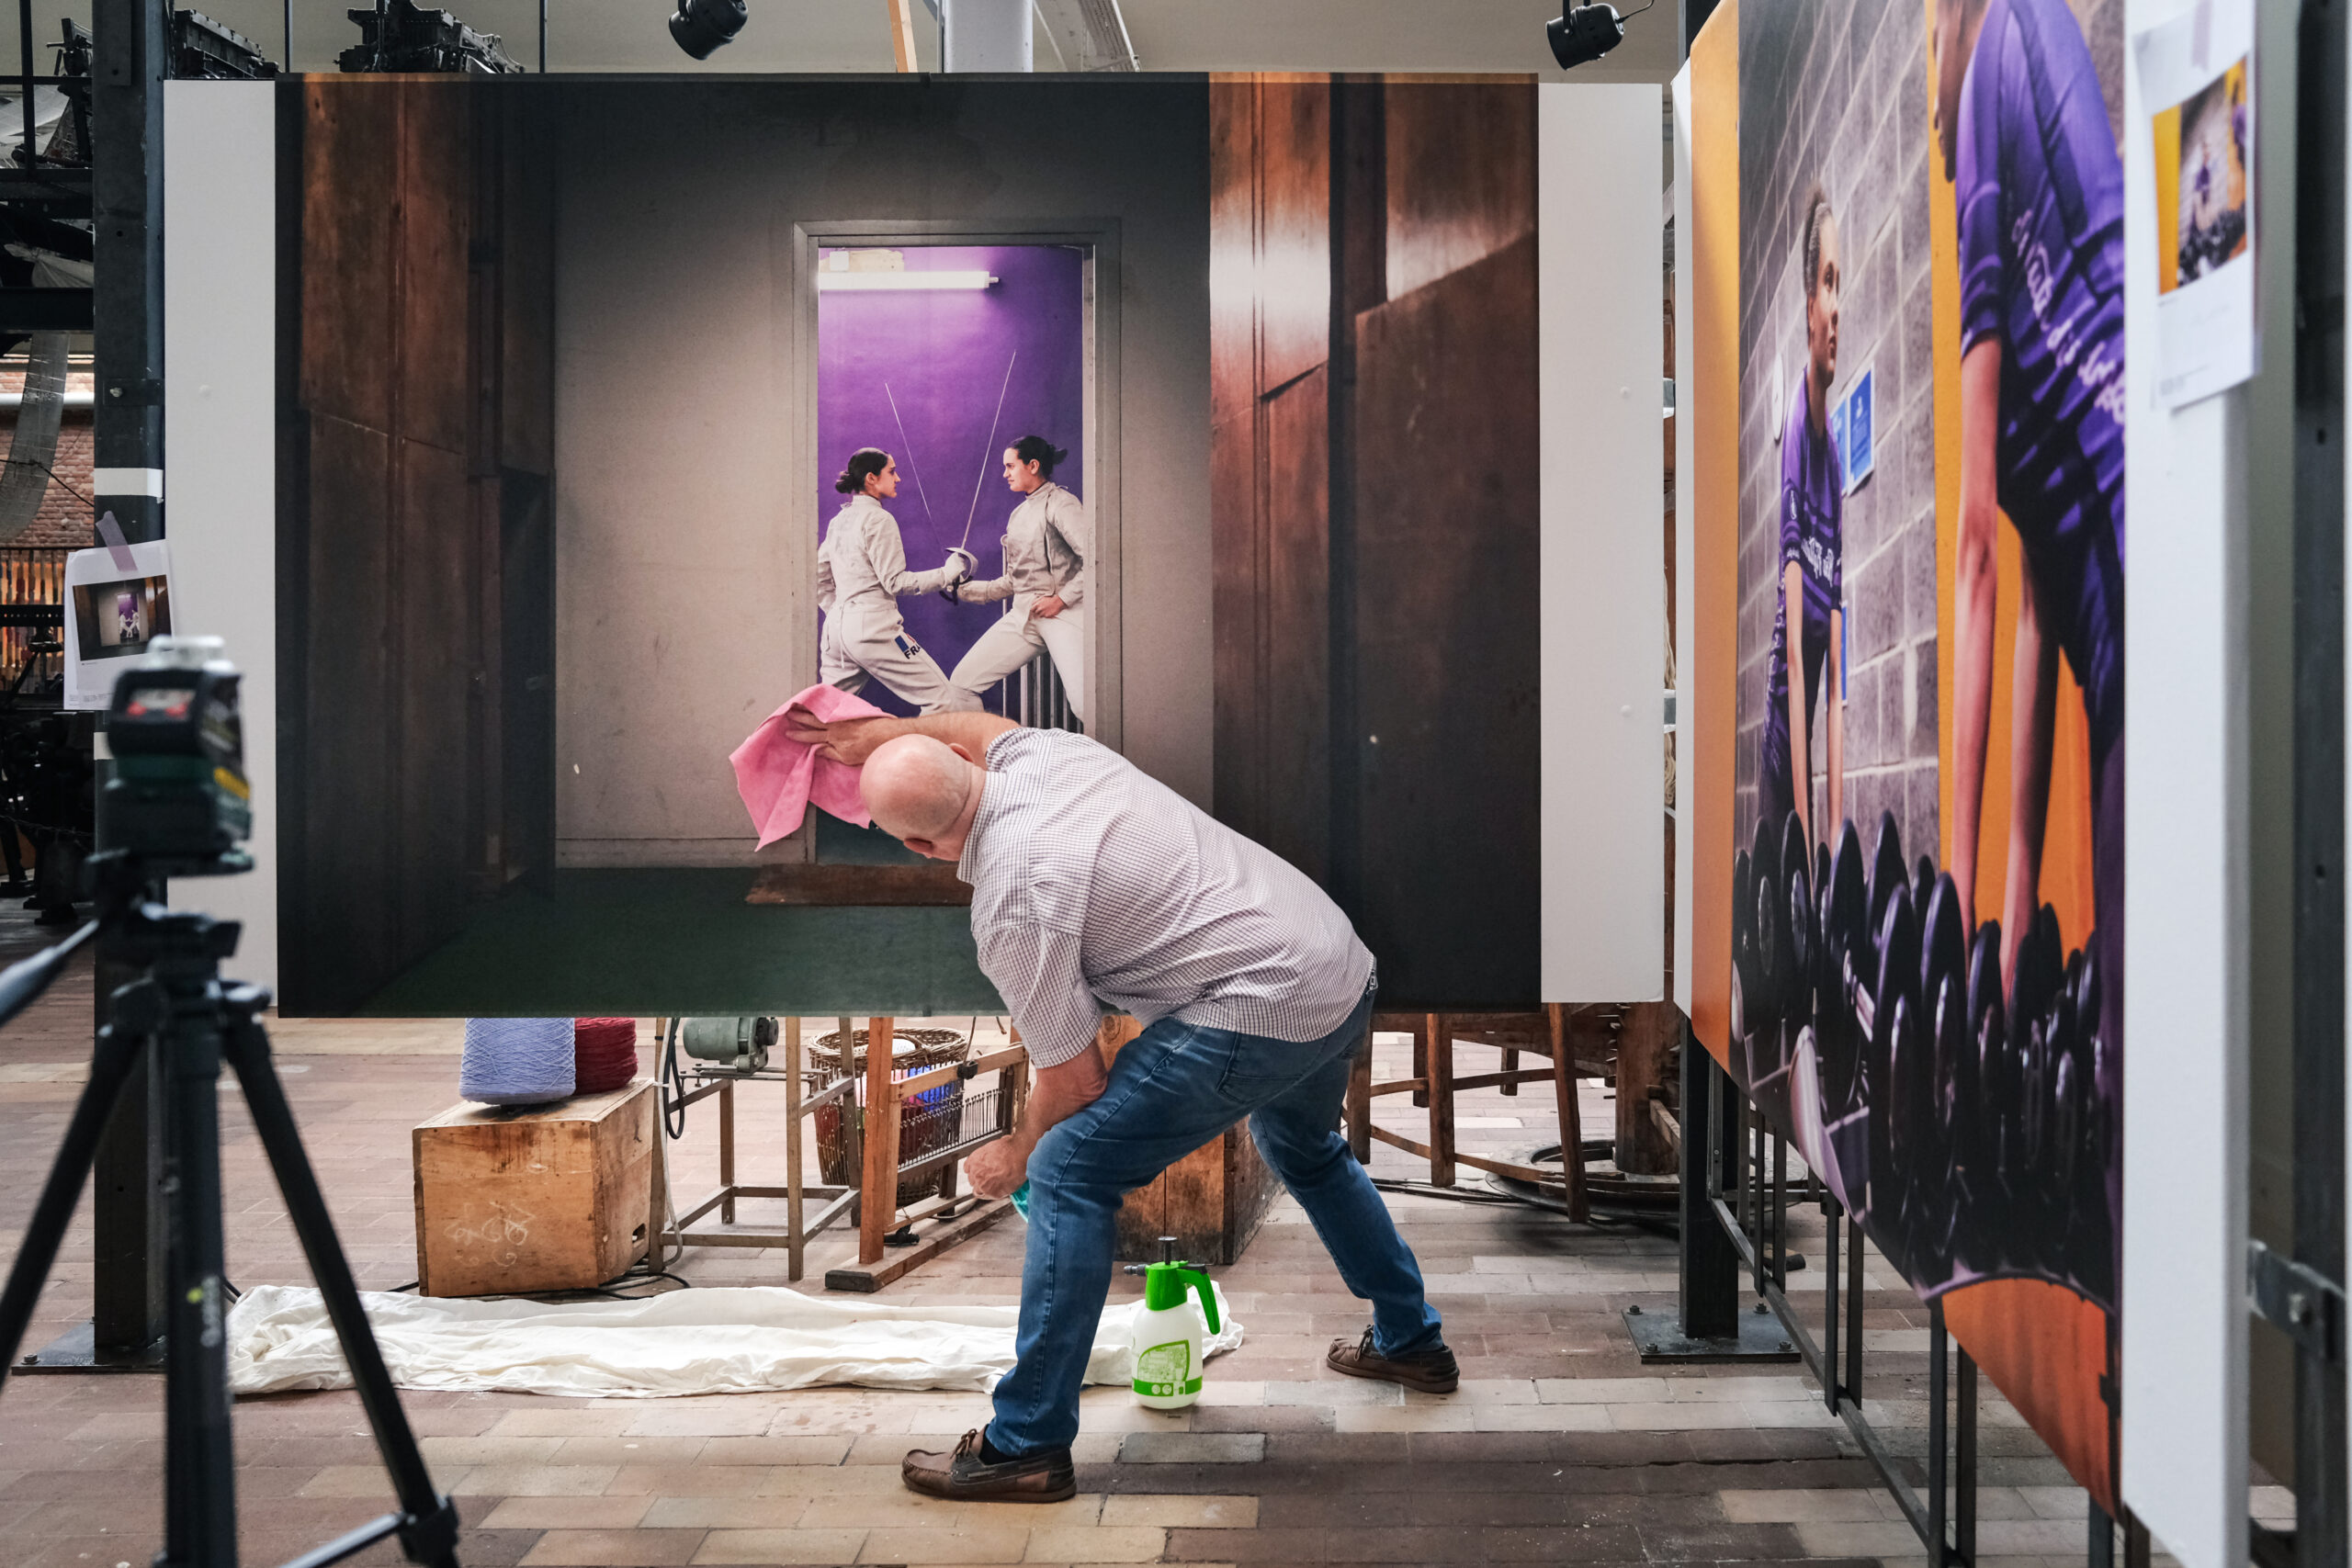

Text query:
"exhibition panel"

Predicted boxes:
[[241, 72, 1673, 1020], [1688, 0, 2129, 1513]]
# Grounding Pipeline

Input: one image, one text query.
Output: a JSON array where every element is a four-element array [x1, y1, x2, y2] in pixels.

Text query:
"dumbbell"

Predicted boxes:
[[2016, 906, 2067, 1263], [1914, 873, 1964, 1223], [1730, 847, 1756, 1038], [2071, 936, 2119, 1306], [2048, 1004, 2079, 1276], [1957, 919, 2001, 1224], [1925, 919, 1994, 1275], [1780, 810, 1815, 1035], [1744, 815, 1785, 1035], [1860, 876, 1917, 1232], [1816, 819, 1870, 1116], [2010, 905, 2061, 1164], [1867, 811, 1906, 962]]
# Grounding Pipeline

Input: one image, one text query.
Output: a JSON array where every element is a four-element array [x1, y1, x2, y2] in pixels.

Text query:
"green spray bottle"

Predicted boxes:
[[1120, 1236, 1220, 1409]]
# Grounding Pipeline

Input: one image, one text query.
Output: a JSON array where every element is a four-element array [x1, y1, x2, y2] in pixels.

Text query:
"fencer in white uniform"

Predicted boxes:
[[819, 448, 980, 713], [946, 435, 1090, 722]]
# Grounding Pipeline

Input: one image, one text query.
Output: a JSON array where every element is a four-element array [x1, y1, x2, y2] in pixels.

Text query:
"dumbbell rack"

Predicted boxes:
[[1713, 802, 2131, 1566], [1728, 806, 2116, 1314]]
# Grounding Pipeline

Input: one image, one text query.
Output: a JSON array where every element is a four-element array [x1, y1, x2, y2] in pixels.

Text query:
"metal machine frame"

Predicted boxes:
[[659, 1015, 1032, 1289]]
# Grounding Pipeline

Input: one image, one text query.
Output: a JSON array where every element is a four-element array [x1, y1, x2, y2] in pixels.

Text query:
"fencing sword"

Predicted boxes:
[[960, 351, 1018, 554], [886, 378, 973, 598], [883, 380, 939, 536]]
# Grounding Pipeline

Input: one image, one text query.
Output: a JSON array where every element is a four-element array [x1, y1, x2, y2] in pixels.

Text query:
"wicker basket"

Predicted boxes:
[[811, 1028, 974, 1207]]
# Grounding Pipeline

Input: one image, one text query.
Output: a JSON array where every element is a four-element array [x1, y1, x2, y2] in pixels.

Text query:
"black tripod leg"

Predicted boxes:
[[223, 1016, 461, 1568], [0, 1024, 144, 1382], [160, 1013, 238, 1568]]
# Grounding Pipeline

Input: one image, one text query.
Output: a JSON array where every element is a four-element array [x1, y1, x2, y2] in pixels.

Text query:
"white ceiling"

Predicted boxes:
[[1, 0, 1678, 84]]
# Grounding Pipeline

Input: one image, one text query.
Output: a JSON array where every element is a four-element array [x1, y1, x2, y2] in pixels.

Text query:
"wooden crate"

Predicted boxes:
[[413, 1079, 659, 1297], [1098, 1019, 1282, 1266]]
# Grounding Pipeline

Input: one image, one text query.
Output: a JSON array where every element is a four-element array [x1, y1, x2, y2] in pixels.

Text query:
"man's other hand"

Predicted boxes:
[[786, 706, 888, 765], [963, 1136, 1027, 1199]]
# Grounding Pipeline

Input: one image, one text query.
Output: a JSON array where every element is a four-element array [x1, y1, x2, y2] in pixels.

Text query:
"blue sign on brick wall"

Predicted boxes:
[[1838, 367, 1874, 494]]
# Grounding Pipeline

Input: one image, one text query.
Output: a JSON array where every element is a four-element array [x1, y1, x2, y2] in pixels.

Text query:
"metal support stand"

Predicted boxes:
[[2279, 2, 2351, 1562], [1631, 1037, 1976, 1562], [1623, 1031, 1796, 1361], [51, 0, 174, 1378]]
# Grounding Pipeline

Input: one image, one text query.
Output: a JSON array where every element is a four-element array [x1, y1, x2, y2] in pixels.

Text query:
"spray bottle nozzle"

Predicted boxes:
[[1132, 1255, 1221, 1335]]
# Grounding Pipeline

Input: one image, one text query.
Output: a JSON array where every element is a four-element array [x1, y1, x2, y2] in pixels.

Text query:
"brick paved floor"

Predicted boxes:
[[0, 945, 2285, 1565]]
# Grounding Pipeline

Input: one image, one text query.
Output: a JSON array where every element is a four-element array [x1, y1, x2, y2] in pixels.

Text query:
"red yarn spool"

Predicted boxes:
[[573, 1017, 639, 1094]]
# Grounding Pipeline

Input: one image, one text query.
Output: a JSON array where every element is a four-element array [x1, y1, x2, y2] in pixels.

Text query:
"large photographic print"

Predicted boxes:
[[277, 77, 1211, 1016], [276, 74, 1550, 1021], [1734, 0, 2125, 1507]]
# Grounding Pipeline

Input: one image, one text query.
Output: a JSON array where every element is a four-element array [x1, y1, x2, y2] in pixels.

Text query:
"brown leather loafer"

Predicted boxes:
[[901, 1429, 1078, 1503], [1327, 1326, 1461, 1393]]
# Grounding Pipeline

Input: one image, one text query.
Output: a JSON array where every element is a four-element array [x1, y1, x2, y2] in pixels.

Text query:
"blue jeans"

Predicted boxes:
[[987, 987, 1442, 1455]]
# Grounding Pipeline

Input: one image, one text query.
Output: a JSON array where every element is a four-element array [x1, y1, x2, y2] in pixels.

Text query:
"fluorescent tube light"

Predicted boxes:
[[817, 271, 999, 292]]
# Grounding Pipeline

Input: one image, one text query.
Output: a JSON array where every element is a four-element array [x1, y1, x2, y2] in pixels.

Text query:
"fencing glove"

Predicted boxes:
[[939, 547, 978, 602]]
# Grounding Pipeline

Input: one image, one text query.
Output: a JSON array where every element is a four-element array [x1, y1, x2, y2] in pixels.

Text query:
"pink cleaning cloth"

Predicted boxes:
[[729, 683, 888, 848]]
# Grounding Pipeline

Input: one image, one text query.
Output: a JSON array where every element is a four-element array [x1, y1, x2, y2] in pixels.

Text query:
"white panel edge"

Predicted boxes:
[[163, 81, 279, 995], [1538, 83, 1668, 1004], [2117, 0, 2248, 1557], [1672, 64, 1696, 1019]]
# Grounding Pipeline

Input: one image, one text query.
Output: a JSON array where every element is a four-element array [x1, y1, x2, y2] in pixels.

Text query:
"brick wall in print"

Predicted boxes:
[[1735, 0, 1938, 868]]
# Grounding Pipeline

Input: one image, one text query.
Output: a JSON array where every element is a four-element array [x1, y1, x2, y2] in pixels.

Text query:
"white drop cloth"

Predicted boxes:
[[225, 1282, 1242, 1399]]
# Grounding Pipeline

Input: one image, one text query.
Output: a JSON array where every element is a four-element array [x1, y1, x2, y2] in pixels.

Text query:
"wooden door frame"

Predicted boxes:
[[785, 220, 1125, 794]]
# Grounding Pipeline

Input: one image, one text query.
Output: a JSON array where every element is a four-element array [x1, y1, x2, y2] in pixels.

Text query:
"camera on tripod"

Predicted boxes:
[[98, 636, 252, 880], [0, 637, 463, 1568]]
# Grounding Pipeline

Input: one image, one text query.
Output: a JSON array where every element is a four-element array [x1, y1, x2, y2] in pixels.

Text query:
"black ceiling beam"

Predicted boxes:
[[0, 288, 95, 331]]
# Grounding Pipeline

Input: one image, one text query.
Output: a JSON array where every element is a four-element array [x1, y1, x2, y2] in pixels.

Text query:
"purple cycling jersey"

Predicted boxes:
[[1759, 370, 1843, 829], [1956, 0, 2126, 763]]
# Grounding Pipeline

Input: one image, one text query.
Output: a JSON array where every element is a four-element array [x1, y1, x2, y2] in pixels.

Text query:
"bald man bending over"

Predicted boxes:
[[786, 707, 1453, 1503]]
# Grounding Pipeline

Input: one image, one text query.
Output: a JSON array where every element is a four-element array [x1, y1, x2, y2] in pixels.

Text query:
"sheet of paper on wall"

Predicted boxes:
[[2134, 0, 2257, 409], [63, 536, 175, 710]]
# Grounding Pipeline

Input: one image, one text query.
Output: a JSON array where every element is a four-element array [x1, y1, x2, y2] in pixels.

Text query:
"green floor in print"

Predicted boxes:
[[356, 868, 1002, 1018]]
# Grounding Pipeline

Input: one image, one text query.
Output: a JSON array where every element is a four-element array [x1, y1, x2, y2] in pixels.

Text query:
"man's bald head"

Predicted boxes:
[[862, 735, 984, 859]]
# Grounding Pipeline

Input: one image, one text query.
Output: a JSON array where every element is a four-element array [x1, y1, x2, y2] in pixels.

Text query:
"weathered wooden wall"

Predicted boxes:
[[1210, 78, 1335, 887], [1211, 76, 1541, 1010], [1099, 1017, 1283, 1266], [279, 81, 555, 1014]]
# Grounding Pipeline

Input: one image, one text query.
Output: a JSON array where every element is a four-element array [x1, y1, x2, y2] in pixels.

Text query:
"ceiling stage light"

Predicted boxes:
[[669, 0, 746, 59], [1546, 2, 1628, 68]]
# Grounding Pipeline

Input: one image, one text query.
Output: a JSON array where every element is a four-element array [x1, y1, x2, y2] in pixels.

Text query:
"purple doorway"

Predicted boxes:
[[815, 243, 1087, 720]]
